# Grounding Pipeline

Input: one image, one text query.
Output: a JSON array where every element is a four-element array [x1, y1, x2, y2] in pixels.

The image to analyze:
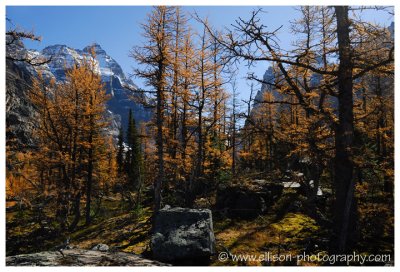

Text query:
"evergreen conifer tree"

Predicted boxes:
[[117, 125, 124, 174]]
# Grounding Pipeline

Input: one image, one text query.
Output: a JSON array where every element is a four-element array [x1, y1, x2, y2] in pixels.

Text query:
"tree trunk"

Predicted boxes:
[[197, 109, 203, 176], [232, 110, 236, 176], [154, 64, 165, 215], [69, 191, 81, 231], [332, 6, 357, 254], [85, 94, 94, 226], [85, 141, 93, 225]]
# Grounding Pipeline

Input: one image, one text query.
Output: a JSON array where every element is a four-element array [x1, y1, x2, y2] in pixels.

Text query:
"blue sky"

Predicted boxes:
[[6, 6, 394, 106]]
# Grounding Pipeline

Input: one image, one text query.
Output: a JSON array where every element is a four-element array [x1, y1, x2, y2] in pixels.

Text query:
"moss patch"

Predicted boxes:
[[212, 213, 321, 266]]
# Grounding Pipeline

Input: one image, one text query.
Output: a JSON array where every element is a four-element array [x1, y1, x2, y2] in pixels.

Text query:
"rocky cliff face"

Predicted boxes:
[[6, 59, 37, 149], [253, 66, 277, 107], [6, 42, 151, 146]]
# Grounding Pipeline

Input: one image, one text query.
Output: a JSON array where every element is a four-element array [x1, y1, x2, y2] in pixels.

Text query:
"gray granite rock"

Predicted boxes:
[[151, 206, 216, 263], [6, 249, 168, 266]]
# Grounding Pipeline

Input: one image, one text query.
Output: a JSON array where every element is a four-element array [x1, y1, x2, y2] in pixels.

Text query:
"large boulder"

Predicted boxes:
[[151, 206, 216, 264], [217, 187, 267, 219], [216, 181, 283, 219]]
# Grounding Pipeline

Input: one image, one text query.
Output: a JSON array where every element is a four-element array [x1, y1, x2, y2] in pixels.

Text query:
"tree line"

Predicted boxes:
[[132, 6, 394, 254]]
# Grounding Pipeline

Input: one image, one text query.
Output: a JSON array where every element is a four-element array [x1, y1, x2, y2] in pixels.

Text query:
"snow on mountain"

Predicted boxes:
[[41, 44, 101, 80], [13, 42, 151, 140], [82, 43, 124, 80]]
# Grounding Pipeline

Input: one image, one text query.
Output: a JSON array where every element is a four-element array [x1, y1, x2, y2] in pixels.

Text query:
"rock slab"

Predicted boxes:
[[6, 249, 167, 266]]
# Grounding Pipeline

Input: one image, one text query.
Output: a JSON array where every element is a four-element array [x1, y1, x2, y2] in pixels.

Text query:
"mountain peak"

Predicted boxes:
[[42, 44, 68, 54], [44, 44, 68, 49], [83, 43, 105, 54], [89, 42, 102, 49]]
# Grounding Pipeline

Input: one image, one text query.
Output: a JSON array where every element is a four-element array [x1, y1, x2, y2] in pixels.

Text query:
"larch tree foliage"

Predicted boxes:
[[29, 49, 110, 229], [173, 27, 200, 204], [179, 28, 197, 185], [132, 6, 175, 215], [132, 7, 231, 209], [205, 32, 231, 183], [6, 25, 51, 206], [100, 135, 118, 195], [191, 23, 216, 179], [202, 6, 393, 253], [165, 7, 189, 183], [68, 51, 110, 225], [349, 10, 394, 248]]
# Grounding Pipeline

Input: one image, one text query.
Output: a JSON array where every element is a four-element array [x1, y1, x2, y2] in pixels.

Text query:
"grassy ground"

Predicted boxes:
[[6, 196, 153, 257], [7, 192, 325, 266]]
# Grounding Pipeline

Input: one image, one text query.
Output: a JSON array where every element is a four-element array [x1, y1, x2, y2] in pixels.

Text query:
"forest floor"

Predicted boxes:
[[6, 192, 328, 266]]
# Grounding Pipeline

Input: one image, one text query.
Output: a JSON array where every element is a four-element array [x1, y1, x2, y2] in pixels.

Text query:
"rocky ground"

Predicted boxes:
[[6, 248, 167, 266]]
